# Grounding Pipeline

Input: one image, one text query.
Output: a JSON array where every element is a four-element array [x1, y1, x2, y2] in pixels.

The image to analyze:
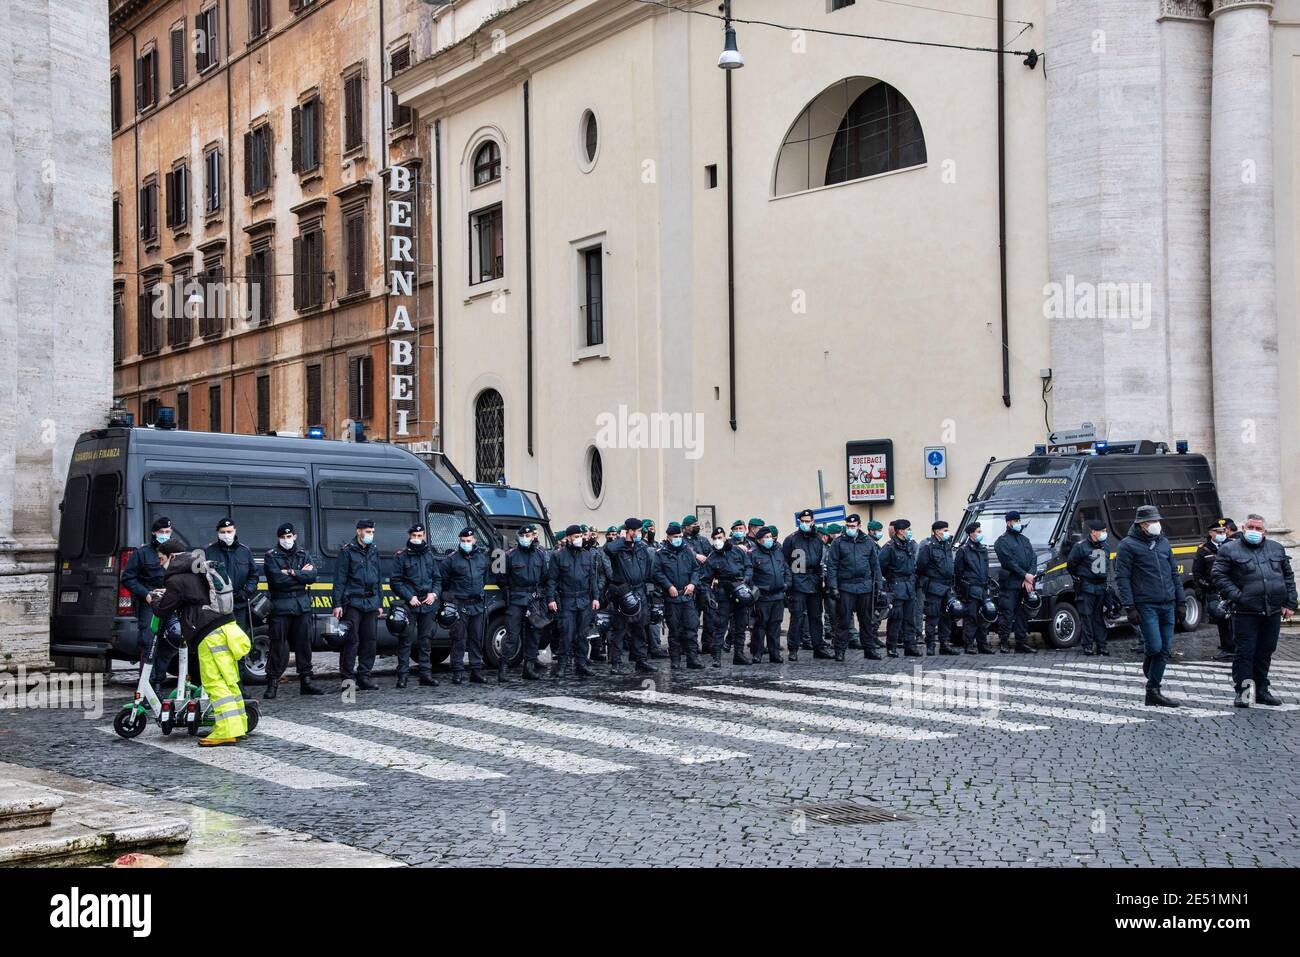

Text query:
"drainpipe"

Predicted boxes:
[[225, 0, 235, 432], [725, 45, 737, 431], [524, 80, 535, 456], [118, 22, 142, 404], [997, 0, 1011, 408], [435, 119, 445, 450]]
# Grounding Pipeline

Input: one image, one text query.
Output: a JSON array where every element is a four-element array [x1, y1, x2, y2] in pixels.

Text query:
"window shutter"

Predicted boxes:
[[150, 51, 158, 105], [170, 27, 185, 89], [311, 231, 324, 306], [139, 186, 148, 238], [290, 106, 301, 172], [313, 99, 322, 167], [112, 200, 120, 256], [360, 356, 372, 419], [111, 73, 121, 130], [208, 9, 220, 64], [292, 236, 303, 309], [306, 364, 321, 426], [195, 15, 208, 73], [243, 132, 254, 194], [137, 292, 148, 353], [346, 214, 363, 293], [135, 57, 145, 112], [347, 356, 360, 421]]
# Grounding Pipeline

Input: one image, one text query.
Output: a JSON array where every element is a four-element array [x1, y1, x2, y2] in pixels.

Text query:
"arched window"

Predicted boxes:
[[474, 389, 505, 483], [774, 78, 926, 197], [473, 140, 501, 186]]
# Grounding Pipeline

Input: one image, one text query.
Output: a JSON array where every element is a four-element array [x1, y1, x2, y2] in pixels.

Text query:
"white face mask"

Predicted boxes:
[[712, 538, 725, 550], [1145, 522, 1162, 537], [218, 531, 235, 545], [1095, 532, 1108, 543], [279, 536, 295, 549]]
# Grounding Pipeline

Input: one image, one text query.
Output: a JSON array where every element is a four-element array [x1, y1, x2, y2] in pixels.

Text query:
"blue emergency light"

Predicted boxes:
[[1094, 440, 1109, 454], [307, 426, 325, 439], [1175, 439, 1189, 454], [155, 407, 176, 430]]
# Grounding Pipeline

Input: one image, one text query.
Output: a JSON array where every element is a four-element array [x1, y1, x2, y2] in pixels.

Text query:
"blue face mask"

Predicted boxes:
[[973, 533, 984, 543], [634, 532, 643, 542], [844, 527, 858, 538], [1011, 523, 1022, 533], [362, 533, 374, 546], [670, 537, 683, 548], [459, 541, 473, 553], [732, 530, 745, 540], [799, 522, 812, 533], [940, 531, 951, 542], [1244, 530, 1264, 545], [904, 530, 914, 541], [518, 537, 530, 548], [155, 532, 171, 544], [872, 530, 884, 541], [760, 539, 774, 549]]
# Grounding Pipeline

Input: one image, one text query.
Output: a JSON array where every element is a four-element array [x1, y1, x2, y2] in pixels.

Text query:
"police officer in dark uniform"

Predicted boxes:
[[548, 524, 599, 677], [330, 518, 382, 690], [389, 522, 442, 689], [263, 522, 323, 696], [586, 526, 615, 662], [1067, 519, 1111, 656], [749, 525, 792, 663], [879, 519, 921, 657], [442, 526, 496, 684], [503, 523, 550, 682], [205, 518, 259, 638], [782, 509, 834, 661], [654, 522, 704, 669], [916, 520, 962, 656], [643, 520, 669, 659], [954, 522, 994, 654], [994, 511, 1038, 654], [605, 517, 658, 674], [122, 516, 174, 684], [864, 519, 888, 647], [825, 513, 883, 661], [1195, 518, 1235, 661], [703, 523, 755, 666]]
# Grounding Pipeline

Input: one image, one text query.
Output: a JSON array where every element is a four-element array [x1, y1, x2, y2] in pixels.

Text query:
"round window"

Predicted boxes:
[[581, 110, 599, 167], [587, 445, 604, 501]]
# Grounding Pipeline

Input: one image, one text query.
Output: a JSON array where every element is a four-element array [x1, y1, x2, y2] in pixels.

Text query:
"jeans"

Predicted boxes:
[[1230, 613, 1281, 693], [1137, 602, 1175, 690]]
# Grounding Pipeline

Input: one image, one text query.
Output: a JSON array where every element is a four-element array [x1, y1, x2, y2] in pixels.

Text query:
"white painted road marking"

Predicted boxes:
[[981, 668, 1241, 714], [1059, 661, 1300, 694]]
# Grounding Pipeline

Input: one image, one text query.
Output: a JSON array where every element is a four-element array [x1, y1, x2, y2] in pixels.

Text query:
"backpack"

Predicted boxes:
[[189, 549, 235, 616]]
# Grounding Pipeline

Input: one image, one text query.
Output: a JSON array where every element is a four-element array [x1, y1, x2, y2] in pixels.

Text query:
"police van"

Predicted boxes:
[[956, 440, 1222, 648], [51, 424, 508, 682]]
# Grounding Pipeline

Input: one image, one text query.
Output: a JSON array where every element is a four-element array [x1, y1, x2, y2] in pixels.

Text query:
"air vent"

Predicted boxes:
[[790, 802, 913, 827]]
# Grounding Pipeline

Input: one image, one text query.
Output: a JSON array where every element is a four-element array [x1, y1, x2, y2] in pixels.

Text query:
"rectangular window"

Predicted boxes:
[[86, 473, 121, 557], [204, 146, 222, 213], [112, 286, 125, 364], [168, 270, 192, 347], [142, 397, 160, 426], [389, 47, 413, 130], [59, 475, 89, 560], [135, 47, 158, 113], [200, 254, 224, 338], [137, 278, 163, 355], [830, 0, 856, 9], [165, 163, 188, 228], [256, 374, 270, 434], [320, 483, 418, 555], [245, 243, 273, 324], [208, 384, 222, 432], [111, 72, 121, 131], [293, 226, 324, 311], [249, 0, 270, 41], [582, 246, 604, 347], [169, 24, 186, 91], [139, 179, 158, 241], [177, 391, 190, 430], [706, 164, 718, 189], [244, 124, 272, 195], [344, 206, 366, 294], [291, 96, 322, 173], [305, 363, 322, 427], [347, 355, 372, 421], [469, 204, 503, 285], [343, 72, 364, 151], [195, 6, 220, 74], [112, 198, 121, 258]]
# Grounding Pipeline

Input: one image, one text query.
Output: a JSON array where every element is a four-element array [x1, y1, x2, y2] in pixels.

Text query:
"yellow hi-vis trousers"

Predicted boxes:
[[198, 622, 252, 739]]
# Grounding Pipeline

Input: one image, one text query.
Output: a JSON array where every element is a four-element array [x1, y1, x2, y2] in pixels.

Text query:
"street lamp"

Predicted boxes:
[[718, 2, 743, 70]]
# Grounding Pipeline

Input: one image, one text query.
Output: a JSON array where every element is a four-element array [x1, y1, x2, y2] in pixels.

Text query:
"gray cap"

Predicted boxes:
[[1135, 505, 1163, 524]]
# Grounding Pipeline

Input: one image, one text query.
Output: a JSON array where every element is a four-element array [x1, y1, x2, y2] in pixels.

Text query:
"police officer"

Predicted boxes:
[[587, 526, 617, 662], [1115, 504, 1183, 706], [389, 523, 441, 689], [205, 519, 259, 638], [721, 519, 752, 653], [746, 517, 766, 551], [263, 522, 322, 696], [330, 518, 382, 691], [503, 523, 550, 682], [1211, 512, 1296, 707], [1067, 520, 1111, 656], [682, 514, 708, 557], [749, 525, 792, 663], [865, 519, 888, 646], [782, 509, 833, 661], [122, 516, 173, 687], [1195, 518, 1235, 662], [642, 519, 669, 659], [654, 522, 704, 669], [954, 522, 994, 655], [879, 519, 921, 657], [825, 513, 883, 661], [703, 523, 754, 666], [916, 520, 962, 656], [994, 510, 1039, 655], [442, 526, 496, 684], [548, 524, 599, 678], [605, 517, 658, 674]]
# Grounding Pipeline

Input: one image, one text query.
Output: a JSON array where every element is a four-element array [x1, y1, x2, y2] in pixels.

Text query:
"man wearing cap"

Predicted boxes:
[[122, 517, 176, 679], [205, 519, 260, 639], [916, 520, 962, 656], [825, 513, 884, 661], [331, 519, 383, 691], [954, 522, 995, 654], [994, 511, 1039, 655], [782, 509, 833, 662], [390, 523, 442, 689], [442, 526, 497, 684], [864, 520, 889, 645], [748, 525, 792, 663], [682, 515, 708, 559], [653, 522, 704, 669], [1211, 512, 1297, 707], [1067, 520, 1112, 656], [879, 519, 922, 657], [642, 520, 670, 660], [1115, 504, 1184, 706], [548, 524, 600, 677], [502, 523, 551, 681], [746, 517, 766, 551], [604, 518, 659, 674], [1195, 519, 1236, 662], [718, 519, 753, 652], [702, 523, 755, 666], [263, 522, 322, 696]]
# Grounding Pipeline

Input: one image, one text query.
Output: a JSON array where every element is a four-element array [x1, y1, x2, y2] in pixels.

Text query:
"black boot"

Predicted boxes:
[[469, 670, 487, 684], [813, 648, 836, 660], [395, 675, 408, 689], [768, 653, 784, 664], [1098, 646, 1110, 656], [300, 677, 324, 696], [833, 649, 846, 662], [904, 647, 923, 658], [887, 648, 900, 658], [1145, 687, 1180, 707], [264, 678, 279, 700], [940, 643, 960, 656], [497, 665, 512, 684], [732, 649, 752, 665], [357, 677, 380, 691], [574, 659, 595, 677], [965, 645, 980, 656], [1015, 644, 1037, 655], [1082, 645, 1096, 656], [1256, 688, 1284, 707], [610, 661, 632, 675], [521, 661, 541, 681], [451, 672, 465, 685], [979, 645, 996, 655], [635, 660, 657, 673], [649, 647, 670, 660], [925, 644, 938, 656], [419, 675, 439, 687], [711, 653, 722, 668]]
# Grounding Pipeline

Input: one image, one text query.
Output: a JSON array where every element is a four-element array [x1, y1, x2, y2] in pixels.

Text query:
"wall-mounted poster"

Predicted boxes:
[[846, 439, 894, 504]]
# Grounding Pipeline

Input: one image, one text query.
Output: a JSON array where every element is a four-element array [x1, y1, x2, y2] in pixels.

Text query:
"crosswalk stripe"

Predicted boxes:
[[605, 690, 954, 741], [1178, 660, 1300, 675], [777, 678, 1142, 725], [851, 672, 1224, 718], [696, 684, 1050, 732], [982, 667, 1244, 712], [530, 695, 851, 751], [1054, 661, 1300, 692], [256, 716, 504, 781], [332, 710, 633, 775], [428, 703, 748, 764], [98, 726, 363, 789]]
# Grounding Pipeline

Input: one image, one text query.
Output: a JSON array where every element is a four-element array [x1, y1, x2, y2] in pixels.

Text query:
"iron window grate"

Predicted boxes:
[[790, 802, 913, 827]]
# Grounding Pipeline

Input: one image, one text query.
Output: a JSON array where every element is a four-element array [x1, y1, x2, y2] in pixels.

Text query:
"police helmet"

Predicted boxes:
[[649, 603, 665, 625], [732, 583, 756, 606], [944, 595, 965, 619], [249, 592, 270, 623], [526, 598, 554, 629], [1207, 597, 1233, 623], [1023, 589, 1043, 613], [436, 602, 460, 628], [385, 603, 409, 637], [616, 590, 643, 618], [979, 599, 1000, 624]]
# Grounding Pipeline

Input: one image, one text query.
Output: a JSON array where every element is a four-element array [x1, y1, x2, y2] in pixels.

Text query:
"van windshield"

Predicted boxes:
[[968, 510, 1060, 552], [976, 458, 1080, 508]]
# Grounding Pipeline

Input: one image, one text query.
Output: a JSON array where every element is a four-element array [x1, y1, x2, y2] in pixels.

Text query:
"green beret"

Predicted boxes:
[[827, 524, 842, 534], [683, 514, 698, 525], [748, 517, 765, 527], [766, 525, 778, 537], [606, 525, 618, 533], [867, 520, 884, 531], [731, 519, 746, 529], [642, 519, 654, 529]]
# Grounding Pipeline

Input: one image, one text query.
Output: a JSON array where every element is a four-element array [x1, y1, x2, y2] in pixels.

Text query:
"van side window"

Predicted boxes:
[[145, 471, 312, 552], [59, 476, 90, 560], [426, 505, 480, 553], [86, 474, 121, 556], [318, 483, 418, 555], [230, 482, 311, 553]]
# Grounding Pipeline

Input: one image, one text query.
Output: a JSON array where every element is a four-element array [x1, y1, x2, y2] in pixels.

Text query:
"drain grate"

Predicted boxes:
[[790, 801, 913, 827]]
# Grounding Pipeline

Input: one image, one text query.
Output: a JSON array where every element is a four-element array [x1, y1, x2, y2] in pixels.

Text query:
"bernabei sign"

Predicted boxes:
[[388, 164, 416, 437]]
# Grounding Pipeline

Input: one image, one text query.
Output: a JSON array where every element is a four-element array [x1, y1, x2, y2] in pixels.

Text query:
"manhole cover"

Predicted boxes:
[[790, 802, 913, 826]]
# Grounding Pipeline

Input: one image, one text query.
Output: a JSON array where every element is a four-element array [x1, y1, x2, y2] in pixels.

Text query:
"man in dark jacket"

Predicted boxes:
[[389, 523, 442, 689], [263, 522, 323, 697], [916, 520, 961, 656], [606, 517, 659, 674], [702, 524, 754, 666], [587, 528, 614, 661], [1115, 504, 1185, 707], [502, 523, 550, 682], [122, 516, 174, 667], [442, 526, 497, 684], [825, 513, 883, 661], [1211, 513, 1296, 707], [954, 522, 994, 654], [782, 509, 834, 661], [750, 525, 792, 663], [330, 518, 383, 691], [548, 524, 599, 677], [1067, 520, 1111, 656], [653, 522, 704, 669], [994, 510, 1039, 654], [205, 518, 259, 638], [1195, 518, 1235, 661], [879, 519, 921, 657]]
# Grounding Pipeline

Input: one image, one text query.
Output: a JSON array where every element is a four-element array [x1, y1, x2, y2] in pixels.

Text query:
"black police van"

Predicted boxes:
[[957, 440, 1222, 648], [51, 425, 508, 683]]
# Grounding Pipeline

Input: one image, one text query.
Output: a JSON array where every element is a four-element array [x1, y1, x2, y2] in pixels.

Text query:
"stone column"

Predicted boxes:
[[1209, 0, 1280, 523]]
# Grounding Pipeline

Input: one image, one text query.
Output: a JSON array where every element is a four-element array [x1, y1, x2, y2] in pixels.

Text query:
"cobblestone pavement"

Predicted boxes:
[[2, 626, 1297, 867]]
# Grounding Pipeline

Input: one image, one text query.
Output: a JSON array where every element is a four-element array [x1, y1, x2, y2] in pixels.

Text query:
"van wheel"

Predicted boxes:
[[1176, 593, 1202, 633], [239, 633, 270, 686], [1045, 601, 1081, 649]]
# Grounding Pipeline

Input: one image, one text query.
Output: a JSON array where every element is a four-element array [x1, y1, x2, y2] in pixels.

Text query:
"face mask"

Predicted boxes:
[[218, 532, 235, 545], [1010, 523, 1022, 533], [1244, 530, 1264, 545], [409, 539, 425, 548], [904, 530, 914, 541], [459, 541, 473, 553], [799, 522, 812, 533], [844, 527, 858, 538], [712, 539, 725, 550], [634, 532, 643, 543], [1146, 523, 1162, 537], [279, 536, 295, 549], [1096, 532, 1108, 543], [1213, 533, 1227, 544], [670, 537, 683, 548], [973, 533, 984, 543], [569, 538, 582, 548], [872, 531, 884, 541], [940, 531, 951, 542], [762, 539, 775, 549], [732, 530, 745, 540], [518, 537, 531, 547], [362, 533, 374, 546], [155, 532, 171, 544]]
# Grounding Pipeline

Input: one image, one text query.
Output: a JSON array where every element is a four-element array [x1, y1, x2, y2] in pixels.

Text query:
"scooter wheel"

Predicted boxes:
[[244, 700, 260, 735], [113, 708, 146, 739]]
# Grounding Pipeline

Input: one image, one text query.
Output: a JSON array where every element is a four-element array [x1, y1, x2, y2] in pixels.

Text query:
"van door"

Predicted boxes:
[[53, 450, 126, 651]]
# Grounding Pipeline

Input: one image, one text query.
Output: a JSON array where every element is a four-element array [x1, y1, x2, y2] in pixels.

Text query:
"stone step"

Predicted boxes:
[[0, 783, 64, 831], [0, 815, 189, 867]]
